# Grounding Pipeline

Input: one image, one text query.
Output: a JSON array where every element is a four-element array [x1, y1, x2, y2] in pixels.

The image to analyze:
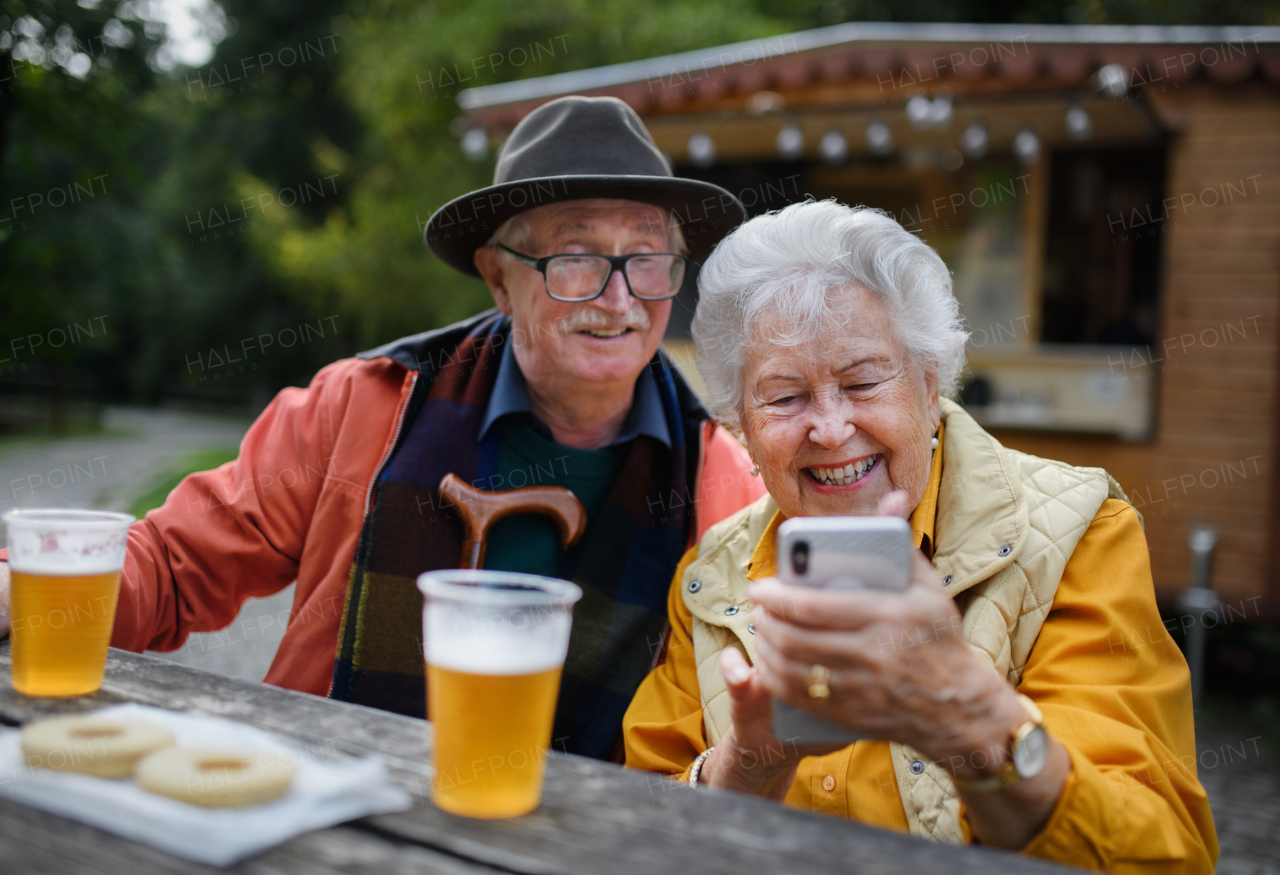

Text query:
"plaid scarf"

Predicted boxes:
[[330, 312, 702, 760]]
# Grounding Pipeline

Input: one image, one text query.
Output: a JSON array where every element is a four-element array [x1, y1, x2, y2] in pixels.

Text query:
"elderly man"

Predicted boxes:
[[0, 96, 763, 760]]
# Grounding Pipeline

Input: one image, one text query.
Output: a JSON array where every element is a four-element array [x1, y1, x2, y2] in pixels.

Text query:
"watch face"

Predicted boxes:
[[1014, 726, 1048, 779]]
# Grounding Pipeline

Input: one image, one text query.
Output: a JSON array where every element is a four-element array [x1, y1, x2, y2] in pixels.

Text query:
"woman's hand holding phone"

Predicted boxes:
[[747, 491, 1028, 776]]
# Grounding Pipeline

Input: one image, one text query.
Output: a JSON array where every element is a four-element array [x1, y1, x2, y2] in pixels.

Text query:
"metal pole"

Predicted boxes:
[[1177, 524, 1221, 707]]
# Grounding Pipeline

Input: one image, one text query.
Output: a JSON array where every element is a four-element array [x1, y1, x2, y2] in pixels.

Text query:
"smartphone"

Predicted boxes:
[[776, 516, 913, 591], [769, 516, 913, 746]]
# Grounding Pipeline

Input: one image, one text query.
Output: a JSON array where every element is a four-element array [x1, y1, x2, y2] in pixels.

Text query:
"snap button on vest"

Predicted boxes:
[[998, 544, 1012, 557], [724, 605, 740, 616], [748, 623, 756, 634], [942, 575, 953, 585], [910, 759, 925, 775], [688, 579, 702, 593]]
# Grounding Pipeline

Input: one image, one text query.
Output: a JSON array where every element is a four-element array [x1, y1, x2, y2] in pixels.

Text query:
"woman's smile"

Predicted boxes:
[[803, 453, 881, 491]]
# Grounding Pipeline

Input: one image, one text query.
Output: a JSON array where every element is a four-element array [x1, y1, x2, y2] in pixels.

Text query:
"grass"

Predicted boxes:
[[0, 421, 109, 440], [128, 446, 241, 518]]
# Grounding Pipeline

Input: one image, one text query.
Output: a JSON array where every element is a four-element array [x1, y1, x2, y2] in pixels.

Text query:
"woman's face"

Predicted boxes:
[[740, 286, 941, 520]]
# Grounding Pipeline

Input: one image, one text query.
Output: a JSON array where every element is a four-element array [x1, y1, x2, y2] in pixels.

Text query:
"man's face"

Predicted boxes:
[[474, 199, 675, 396]]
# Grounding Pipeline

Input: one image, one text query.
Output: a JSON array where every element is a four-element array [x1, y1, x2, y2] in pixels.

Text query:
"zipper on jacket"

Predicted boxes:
[[363, 370, 419, 519], [327, 368, 419, 700]]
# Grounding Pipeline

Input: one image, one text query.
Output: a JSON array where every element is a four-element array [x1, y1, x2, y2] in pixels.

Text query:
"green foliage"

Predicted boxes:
[[1, 0, 356, 407], [0, 1, 167, 399]]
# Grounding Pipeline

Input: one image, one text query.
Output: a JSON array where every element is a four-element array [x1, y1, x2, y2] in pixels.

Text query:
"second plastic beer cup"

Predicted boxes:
[[417, 570, 582, 819], [4, 508, 135, 697]]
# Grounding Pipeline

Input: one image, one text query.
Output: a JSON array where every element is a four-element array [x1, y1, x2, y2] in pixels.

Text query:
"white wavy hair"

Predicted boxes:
[[693, 199, 968, 430]]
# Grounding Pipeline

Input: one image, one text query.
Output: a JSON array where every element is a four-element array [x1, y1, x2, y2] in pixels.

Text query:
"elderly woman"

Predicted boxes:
[[623, 200, 1216, 871]]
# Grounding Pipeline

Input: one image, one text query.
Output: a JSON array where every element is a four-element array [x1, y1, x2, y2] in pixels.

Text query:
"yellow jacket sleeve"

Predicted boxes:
[[623, 546, 705, 781], [1016, 499, 1218, 872]]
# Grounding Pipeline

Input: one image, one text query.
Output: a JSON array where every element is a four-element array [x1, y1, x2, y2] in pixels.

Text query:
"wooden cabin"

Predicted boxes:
[[457, 23, 1280, 613]]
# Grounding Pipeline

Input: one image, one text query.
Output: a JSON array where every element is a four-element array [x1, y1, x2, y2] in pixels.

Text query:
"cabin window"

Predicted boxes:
[[1041, 146, 1167, 347]]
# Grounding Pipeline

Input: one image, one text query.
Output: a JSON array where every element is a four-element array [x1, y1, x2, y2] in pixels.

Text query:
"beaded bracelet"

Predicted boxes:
[[688, 747, 714, 788]]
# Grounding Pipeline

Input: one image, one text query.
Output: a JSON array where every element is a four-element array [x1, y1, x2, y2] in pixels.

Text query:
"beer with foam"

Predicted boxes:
[[418, 570, 581, 819], [4, 509, 133, 696]]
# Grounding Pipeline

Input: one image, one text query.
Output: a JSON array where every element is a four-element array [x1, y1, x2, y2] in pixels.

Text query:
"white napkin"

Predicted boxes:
[[0, 703, 413, 866]]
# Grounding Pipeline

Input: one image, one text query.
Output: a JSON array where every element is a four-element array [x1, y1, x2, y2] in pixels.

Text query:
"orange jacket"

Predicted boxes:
[[109, 350, 765, 697]]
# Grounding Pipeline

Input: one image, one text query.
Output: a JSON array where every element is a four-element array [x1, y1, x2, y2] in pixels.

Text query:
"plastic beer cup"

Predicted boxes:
[[417, 570, 582, 819], [4, 509, 135, 696]]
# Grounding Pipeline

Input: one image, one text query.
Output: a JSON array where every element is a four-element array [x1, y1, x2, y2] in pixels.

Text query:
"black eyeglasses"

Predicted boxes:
[[496, 243, 694, 302]]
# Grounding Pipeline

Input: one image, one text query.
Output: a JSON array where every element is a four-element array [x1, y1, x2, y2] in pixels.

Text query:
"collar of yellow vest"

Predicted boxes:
[[684, 398, 1029, 626]]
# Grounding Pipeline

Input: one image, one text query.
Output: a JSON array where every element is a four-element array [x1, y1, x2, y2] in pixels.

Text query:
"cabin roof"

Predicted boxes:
[[458, 22, 1280, 126]]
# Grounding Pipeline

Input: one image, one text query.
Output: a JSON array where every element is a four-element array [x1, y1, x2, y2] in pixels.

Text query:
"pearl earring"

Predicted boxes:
[[930, 436, 939, 449], [750, 464, 760, 477]]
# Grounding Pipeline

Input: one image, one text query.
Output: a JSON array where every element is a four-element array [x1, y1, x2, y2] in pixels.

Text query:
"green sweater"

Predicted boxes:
[[483, 417, 629, 577]]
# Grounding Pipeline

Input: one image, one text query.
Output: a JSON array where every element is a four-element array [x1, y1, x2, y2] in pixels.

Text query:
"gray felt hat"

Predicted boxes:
[[425, 96, 747, 277]]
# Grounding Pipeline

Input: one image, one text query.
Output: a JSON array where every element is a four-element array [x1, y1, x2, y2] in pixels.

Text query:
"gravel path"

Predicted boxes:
[[1197, 714, 1280, 875], [0, 406, 251, 513]]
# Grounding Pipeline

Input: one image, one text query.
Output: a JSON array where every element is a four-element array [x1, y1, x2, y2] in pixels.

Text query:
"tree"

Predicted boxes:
[[0, 1, 168, 420], [265, 0, 793, 348]]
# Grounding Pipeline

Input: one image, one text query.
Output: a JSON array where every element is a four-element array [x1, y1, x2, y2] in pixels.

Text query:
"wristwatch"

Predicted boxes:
[[952, 694, 1048, 793]]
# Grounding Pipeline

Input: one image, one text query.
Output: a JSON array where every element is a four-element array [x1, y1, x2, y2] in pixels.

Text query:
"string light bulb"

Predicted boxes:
[[960, 121, 988, 159], [866, 120, 893, 156], [687, 132, 716, 167], [819, 130, 848, 165], [907, 94, 953, 130], [776, 125, 804, 160], [1013, 127, 1041, 164], [1095, 63, 1130, 98], [1065, 104, 1093, 141], [460, 128, 488, 161], [906, 95, 933, 129]]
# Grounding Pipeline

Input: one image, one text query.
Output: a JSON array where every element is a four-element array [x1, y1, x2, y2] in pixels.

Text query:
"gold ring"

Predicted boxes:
[[807, 664, 831, 700]]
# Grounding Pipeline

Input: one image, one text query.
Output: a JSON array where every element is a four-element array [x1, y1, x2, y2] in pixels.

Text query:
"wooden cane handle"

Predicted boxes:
[[438, 472, 587, 570]]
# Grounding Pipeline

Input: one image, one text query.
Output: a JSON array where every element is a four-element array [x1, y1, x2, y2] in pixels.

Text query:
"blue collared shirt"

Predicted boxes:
[[478, 336, 671, 448]]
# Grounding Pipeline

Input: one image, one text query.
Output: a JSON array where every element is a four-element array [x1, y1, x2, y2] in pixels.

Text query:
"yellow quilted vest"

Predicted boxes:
[[682, 399, 1133, 843]]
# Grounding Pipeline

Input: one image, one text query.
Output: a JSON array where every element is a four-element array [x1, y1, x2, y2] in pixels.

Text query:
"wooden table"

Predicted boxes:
[[0, 645, 1078, 874]]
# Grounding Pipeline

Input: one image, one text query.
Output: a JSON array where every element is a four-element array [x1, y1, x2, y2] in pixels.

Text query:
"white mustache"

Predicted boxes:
[[557, 305, 651, 335]]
